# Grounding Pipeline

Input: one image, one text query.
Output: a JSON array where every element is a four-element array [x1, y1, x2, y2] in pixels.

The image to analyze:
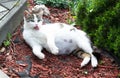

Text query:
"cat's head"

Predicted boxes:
[[24, 10, 42, 30], [23, 5, 50, 30]]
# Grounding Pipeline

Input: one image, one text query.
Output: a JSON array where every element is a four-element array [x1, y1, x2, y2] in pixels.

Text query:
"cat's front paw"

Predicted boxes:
[[34, 52, 45, 59], [50, 47, 59, 55]]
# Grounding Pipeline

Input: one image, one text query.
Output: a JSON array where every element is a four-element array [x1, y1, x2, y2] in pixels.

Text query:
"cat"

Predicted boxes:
[[23, 8, 98, 68]]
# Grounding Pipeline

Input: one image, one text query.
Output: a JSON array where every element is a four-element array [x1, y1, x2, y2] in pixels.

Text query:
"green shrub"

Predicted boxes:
[[76, 0, 120, 57], [68, 0, 81, 15], [35, 0, 70, 9]]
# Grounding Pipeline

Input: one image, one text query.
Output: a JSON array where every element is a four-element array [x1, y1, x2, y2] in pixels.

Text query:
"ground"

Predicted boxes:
[[0, 1, 120, 78]]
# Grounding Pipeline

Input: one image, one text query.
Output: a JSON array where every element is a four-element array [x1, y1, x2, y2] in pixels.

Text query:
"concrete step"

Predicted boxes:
[[0, 0, 27, 46]]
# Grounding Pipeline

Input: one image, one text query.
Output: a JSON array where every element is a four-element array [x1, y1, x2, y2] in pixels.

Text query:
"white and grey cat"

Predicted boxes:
[[23, 7, 98, 67]]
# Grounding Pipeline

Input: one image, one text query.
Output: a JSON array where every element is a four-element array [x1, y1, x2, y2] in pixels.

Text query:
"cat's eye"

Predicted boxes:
[[37, 19, 41, 22], [30, 19, 34, 22]]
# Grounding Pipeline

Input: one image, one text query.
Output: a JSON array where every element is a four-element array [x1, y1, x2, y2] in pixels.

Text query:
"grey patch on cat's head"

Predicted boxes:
[[24, 10, 32, 18], [26, 14, 34, 22], [26, 14, 42, 23]]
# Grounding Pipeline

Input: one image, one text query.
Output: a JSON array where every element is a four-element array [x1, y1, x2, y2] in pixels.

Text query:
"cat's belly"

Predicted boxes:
[[55, 35, 77, 55]]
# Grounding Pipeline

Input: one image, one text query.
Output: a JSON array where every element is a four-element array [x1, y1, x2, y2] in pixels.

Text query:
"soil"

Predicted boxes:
[[0, 0, 120, 78]]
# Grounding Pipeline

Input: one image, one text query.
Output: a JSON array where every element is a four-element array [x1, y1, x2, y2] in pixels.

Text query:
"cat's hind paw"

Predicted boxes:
[[38, 53, 45, 59], [50, 47, 59, 55], [80, 56, 91, 68]]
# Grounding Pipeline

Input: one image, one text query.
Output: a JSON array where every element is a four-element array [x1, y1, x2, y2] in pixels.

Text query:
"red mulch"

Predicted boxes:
[[0, 0, 120, 78]]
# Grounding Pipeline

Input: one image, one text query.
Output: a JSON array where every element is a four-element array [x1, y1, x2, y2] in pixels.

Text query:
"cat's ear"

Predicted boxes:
[[24, 10, 31, 18], [41, 5, 50, 16], [32, 5, 42, 14], [32, 5, 50, 16]]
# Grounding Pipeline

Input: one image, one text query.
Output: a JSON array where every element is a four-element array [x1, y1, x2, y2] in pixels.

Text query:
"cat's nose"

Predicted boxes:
[[35, 24, 38, 27]]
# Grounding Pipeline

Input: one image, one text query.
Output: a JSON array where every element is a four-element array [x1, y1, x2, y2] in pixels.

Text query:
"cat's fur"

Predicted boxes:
[[23, 6, 98, 67]]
